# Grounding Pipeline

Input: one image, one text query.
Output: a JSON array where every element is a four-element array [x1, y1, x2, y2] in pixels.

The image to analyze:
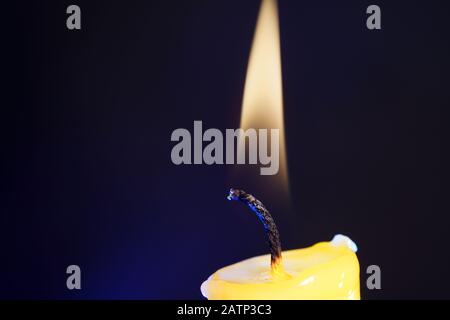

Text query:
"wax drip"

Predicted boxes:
[[227, 188, 287, 277]]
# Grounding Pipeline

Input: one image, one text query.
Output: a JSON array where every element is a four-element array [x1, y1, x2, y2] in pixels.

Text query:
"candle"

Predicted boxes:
[[201, 189, 360, 300]]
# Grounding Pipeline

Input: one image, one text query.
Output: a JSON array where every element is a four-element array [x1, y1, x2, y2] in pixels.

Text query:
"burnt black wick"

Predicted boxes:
[[227, 188, 283, 272]]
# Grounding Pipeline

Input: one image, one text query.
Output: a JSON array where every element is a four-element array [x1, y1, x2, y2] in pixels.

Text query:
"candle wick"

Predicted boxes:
[[227, 188, 287, 278]]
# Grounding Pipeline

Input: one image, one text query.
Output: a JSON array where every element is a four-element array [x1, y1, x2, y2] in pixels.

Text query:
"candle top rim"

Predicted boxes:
[[205, 235, 358, 285]]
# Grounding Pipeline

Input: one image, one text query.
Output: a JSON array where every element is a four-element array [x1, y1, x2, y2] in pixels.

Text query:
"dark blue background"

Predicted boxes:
[[1, 0, 448, 299]]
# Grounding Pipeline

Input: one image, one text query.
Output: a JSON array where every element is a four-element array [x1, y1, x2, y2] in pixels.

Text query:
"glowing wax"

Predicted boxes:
[[201, 235, 360, 300]]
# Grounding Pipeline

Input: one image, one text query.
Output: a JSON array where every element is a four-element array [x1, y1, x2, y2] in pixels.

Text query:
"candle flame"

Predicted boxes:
[[240, 0, 288, 189]]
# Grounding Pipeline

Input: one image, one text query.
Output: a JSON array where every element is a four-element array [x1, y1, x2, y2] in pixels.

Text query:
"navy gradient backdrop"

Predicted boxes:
[[1, 0, 449, 299]]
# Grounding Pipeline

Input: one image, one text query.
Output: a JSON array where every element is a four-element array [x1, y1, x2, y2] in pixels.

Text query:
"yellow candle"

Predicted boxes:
[[201, 189, 360, 300]]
